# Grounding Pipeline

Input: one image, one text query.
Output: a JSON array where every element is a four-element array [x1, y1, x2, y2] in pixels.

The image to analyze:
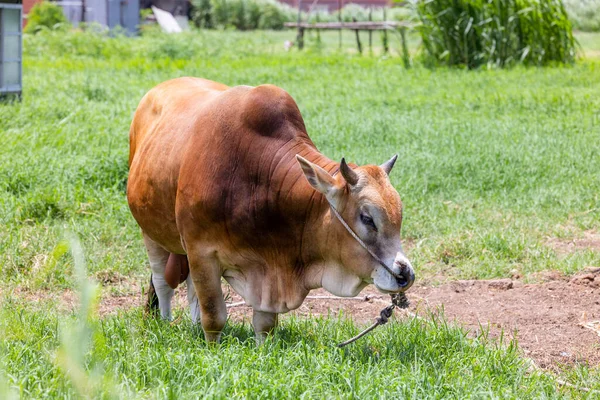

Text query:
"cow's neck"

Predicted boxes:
[[300, 205, 369, 298], [227, 137, 368, 313]]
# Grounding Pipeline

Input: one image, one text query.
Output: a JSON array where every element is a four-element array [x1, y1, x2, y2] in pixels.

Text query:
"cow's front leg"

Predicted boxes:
[[253, 310, 279, 344], [188, 251, 227, 343]]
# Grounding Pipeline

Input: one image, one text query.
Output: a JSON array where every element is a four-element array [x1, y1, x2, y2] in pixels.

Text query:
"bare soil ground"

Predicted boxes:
[[409, 271, 600, 370], [5, 268, 599, 370], [546, 230, 600, 256]]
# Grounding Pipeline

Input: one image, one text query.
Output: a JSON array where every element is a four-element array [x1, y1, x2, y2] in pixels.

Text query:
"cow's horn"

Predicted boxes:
[[380, 154, 398, 175], [340, 158, 359, 186]]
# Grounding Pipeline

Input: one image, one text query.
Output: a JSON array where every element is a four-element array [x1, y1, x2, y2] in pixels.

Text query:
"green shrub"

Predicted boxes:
[[339, 4, 371, 22], [564, 0, 600, 31], [258, 2, 289, 29], [247, 0, 263, 28], [191, 0, 294, 30], [230, 0, 248, 29], [209, 0, 230, 27], [190, 1, 414, 31], [24, 1, 70, 34], [415, 0, 577, 68], [192, 0, 214, 28]]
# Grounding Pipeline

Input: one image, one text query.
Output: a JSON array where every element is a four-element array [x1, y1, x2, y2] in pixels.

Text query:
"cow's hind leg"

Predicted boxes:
[[253, 310, 279, 344], [186, 274, 201, 324], [143, 234, 174, 320]]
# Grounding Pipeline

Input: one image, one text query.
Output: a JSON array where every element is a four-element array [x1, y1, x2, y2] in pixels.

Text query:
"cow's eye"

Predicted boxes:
[[360, 213, 377, 231]]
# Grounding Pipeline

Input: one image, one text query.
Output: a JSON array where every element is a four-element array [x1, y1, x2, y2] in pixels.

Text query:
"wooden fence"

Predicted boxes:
[[284, 20, 414, 67]]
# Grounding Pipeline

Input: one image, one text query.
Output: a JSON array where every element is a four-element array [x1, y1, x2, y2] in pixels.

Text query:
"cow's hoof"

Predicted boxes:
[[254, 333, 268, 345], [203, 331, 222, 344]]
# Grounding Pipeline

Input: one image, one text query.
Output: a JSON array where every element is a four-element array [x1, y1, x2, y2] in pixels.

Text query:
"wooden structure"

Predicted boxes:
[[284, 20, 413, 67]]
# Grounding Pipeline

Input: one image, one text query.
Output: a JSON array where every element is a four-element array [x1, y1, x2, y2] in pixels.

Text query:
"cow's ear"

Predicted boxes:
[[296, 155, 336, 196], [380, 154, 398, 176]]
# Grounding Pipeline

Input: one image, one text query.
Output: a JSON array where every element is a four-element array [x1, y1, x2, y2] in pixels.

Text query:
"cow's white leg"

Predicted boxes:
[[143, 234, 174, 320], [187, 249, 227, 343], [253, 310, 279, 344], [186, 274, 201, 324]]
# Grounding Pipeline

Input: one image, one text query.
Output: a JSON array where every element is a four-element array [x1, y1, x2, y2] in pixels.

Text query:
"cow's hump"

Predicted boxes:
[[239, 84, 307, 139]]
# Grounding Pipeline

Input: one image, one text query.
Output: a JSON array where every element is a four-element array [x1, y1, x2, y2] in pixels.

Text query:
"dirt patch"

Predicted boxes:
[[547, 230, 600, 256], [4, 269, 600, 369], [5, 278, 143, 318], [408, 269, 600, 370]]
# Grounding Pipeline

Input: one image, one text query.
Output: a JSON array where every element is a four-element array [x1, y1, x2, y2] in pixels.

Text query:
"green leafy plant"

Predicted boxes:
[[24, 1, 70, 34], [415, 0, 577, 68]]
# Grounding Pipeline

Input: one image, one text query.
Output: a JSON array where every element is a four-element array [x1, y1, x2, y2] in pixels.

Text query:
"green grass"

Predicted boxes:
[[576, 30, 600, 56], [1, 29, 600, 397], [0, 293, 584, 398]]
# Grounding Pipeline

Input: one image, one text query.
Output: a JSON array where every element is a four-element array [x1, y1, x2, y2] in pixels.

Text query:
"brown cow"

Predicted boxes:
[[127, 78, 414, 342]]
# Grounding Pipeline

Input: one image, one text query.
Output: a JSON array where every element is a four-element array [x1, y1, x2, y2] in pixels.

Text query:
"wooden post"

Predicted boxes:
[[338, 0, 342, 49], [382, 8, 389, 54], [400, 26, 410, 68], [368, 8, 373, 54], [353, 18, 362, 54], [316, 13, 321, 44], [297, 0, 304, 50], [298, 27, 305, 50]]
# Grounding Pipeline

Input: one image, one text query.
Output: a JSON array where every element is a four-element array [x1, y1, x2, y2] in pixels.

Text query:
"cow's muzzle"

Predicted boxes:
[[373, 252, 415, 293]]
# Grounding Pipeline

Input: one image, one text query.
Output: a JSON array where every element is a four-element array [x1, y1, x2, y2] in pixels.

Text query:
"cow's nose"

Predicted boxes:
[[393, 254, 415, 289]]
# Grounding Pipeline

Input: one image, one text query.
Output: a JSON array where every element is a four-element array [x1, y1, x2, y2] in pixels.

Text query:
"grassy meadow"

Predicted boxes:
[[0, 29, 599, 397]]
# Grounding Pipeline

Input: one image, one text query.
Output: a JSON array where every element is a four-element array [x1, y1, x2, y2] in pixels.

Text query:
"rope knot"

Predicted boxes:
[[377, 305, 395, 325]]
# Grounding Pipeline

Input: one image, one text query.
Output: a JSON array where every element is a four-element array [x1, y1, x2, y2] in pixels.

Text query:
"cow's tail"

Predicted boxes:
[[145, 274, 159, 315]]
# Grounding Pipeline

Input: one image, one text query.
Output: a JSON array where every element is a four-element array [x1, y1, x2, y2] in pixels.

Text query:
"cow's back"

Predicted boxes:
[[127, 78, 317, 255], [174, 83, 317, 252]]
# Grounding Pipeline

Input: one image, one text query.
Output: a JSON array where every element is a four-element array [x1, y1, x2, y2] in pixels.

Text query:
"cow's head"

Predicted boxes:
[[297, 155, 415, 295]]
